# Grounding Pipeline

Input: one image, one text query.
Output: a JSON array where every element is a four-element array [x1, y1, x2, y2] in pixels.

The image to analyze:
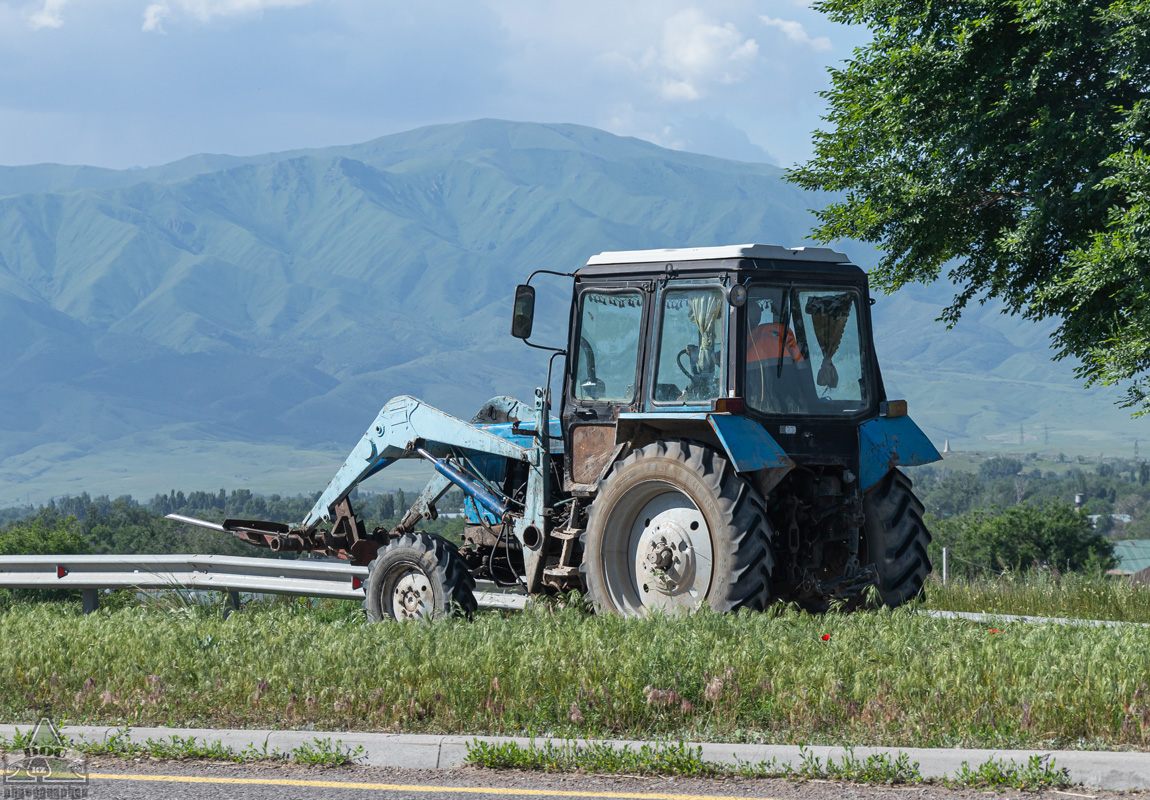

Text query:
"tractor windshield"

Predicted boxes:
[[744, 285, 869, 415], [653, 286, 727, 404]]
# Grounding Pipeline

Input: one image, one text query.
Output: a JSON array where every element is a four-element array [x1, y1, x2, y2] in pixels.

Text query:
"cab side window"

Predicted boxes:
[[653, 286, 726, 404], [574, 290, 643, 402]]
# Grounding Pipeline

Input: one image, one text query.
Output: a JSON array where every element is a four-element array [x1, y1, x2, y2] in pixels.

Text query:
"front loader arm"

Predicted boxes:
[[303, 395, 532, 531], [168, 392, 552, 583]]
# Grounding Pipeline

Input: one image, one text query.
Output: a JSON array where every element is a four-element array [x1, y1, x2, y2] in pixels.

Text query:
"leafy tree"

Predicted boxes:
[[790, 0, 1150, 410], [931, 502, 1116, 576], [922, 471, 986, 516], [0, 517, 89, 605], [0, 516, 87, 556], [377, 492, 395, 520], [1125, 513, 1150, 539], [978, 457, 1023, 481]]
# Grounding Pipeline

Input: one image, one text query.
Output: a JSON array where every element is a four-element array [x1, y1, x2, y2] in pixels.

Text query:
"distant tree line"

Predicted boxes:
[[915, 455, 1150, 537], [1, 459, 1141, 579], [0, 486, 466, 558]]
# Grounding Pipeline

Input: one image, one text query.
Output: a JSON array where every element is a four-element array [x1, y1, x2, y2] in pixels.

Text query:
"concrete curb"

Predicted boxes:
[[3, 724, 1149, 790], [923, 608, 1150, 628]]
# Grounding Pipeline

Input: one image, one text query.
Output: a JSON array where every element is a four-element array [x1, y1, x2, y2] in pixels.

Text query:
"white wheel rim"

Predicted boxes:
[[391, 570, 432, 620], [601, 481, 713, 614]]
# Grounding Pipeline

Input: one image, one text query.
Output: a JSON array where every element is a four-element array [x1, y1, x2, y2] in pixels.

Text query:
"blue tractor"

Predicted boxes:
[[175, 244, 940, 619]]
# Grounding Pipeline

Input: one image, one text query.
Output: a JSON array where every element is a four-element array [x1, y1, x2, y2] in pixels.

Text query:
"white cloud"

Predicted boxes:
[[28, 0, 66, 29], [142, 0, 317, 32], [658, 80, 698, 102], [761, 16, 832, 52], [0, 0, 852, 169], [655, 9, 758, 101], [141, 3, 168, 31]]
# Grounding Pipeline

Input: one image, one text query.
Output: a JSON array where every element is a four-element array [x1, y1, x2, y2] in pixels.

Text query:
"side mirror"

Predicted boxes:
[[510, 284, 536, 339]]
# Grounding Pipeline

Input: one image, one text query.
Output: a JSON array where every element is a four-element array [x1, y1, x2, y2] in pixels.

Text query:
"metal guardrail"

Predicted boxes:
[[1, 556, 1137, 628], [0, 554, 527, 613]]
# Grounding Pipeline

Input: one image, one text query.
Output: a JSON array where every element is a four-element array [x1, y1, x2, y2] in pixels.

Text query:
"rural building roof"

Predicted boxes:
[[1112, 540, 1150, 574]]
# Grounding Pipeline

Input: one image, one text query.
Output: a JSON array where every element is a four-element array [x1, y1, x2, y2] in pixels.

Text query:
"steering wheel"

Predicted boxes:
[[676, 345, 699, 379]]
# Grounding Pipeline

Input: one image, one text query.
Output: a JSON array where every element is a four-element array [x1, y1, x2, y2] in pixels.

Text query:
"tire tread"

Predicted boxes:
[[363, 531, 477, 621], [862, 469, 932, 607], [581, 439, 774, 615]]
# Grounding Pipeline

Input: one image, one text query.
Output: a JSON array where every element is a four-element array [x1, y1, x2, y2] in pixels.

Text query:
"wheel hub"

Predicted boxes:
[[639, 528, 695, 594], [623, 489, 713, 611], [392, 571, 432, 620]]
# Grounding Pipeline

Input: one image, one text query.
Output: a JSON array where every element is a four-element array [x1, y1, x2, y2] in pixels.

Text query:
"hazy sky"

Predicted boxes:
[[0, 0, 867, 169]]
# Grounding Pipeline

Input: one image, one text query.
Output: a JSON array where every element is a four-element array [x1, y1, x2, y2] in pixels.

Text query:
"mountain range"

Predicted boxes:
[[0, 119, 1140, 506]]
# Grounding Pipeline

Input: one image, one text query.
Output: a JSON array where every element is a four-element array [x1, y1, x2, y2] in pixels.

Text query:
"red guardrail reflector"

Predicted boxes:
[[352, 577, 362, 590], [56, 566, 67, 578]]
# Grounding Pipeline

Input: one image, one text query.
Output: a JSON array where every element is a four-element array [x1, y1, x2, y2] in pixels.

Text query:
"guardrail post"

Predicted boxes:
[[81, 588, 99, 614], [223, 590, 241, 619], [942, 547, 949, 586]]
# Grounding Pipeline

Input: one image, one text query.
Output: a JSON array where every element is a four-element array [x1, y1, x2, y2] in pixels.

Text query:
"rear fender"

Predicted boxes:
[[858, 416, 941, 492], [616, 412, 793, 476]]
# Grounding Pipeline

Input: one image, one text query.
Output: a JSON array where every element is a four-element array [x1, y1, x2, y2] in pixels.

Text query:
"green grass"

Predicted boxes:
[[0, 727, 364, 767], [467, 740, 922, 783], [2, 596, 1150, 751], [465, 739, 1071, 789], [923, 571, 1150, 623]]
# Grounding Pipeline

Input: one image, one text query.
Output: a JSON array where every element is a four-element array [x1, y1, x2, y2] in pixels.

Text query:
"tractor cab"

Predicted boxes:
[[559, 245, 886, 491], [525, 244, 940, 612]]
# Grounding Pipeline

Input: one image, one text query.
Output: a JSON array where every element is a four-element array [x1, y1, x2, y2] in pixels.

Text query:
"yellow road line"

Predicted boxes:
[[89, 772, 788, 800]]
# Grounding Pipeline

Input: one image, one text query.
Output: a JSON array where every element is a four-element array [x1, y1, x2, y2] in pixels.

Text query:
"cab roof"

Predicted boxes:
[[585, 244, 849, 266]]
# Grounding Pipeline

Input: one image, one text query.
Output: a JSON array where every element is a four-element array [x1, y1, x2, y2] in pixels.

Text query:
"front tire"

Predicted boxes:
[[861, 469, 932, 607], [581, 440, 773, 616], [363, 532, 477, 622]]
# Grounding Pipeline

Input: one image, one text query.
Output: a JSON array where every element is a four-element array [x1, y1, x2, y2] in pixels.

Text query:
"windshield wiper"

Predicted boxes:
[[777, 283, 793, 380]]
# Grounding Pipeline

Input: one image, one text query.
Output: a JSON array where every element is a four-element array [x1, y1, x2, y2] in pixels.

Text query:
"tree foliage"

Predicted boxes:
[[0, 486, 468, 558], [789, 0, 1150, 409], [0, 516, 87, 556], [931, 502, 1116, 576], [978, 457, 1023, 481]]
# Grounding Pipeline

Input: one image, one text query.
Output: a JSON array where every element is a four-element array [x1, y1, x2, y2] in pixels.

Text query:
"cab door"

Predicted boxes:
[[562, 283, 649, 492]]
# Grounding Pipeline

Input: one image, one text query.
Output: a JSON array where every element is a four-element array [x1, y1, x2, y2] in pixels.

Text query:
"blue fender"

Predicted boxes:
[[617, 412, 793, 475], [707, 414, 794, 473], [858, 416, 942, 492]]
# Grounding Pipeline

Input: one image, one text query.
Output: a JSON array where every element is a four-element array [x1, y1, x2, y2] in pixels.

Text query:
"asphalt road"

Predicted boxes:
[[74, 760, 1143, 800]]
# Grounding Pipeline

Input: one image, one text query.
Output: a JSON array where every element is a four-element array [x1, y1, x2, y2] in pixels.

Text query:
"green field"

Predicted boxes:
[[925, 572, 1150, 622], [3, 580, 1149, 751]]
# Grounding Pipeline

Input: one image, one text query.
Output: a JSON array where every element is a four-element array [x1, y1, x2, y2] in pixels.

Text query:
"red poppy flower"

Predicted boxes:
[[989, 628, 1000, 634], [821, 634, 831, 641]]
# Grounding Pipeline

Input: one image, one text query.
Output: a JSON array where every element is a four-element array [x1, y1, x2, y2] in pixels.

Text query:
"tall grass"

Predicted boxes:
[[2, 598, 1149, 750], [924, 571, 1150, 623]]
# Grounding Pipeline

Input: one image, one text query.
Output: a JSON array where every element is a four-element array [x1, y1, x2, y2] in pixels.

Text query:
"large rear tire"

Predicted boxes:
[[861, 468, 931, 607], [363, 532, 477, 622], [581, 440, 773, 616]]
